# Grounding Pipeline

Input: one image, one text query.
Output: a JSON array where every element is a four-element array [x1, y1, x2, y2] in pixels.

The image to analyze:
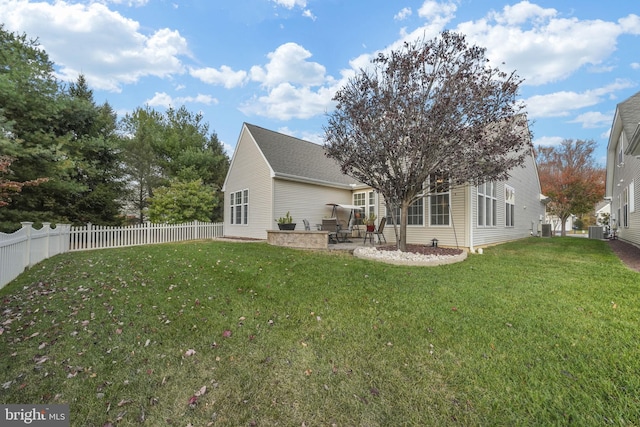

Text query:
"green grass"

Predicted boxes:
[[0, 238, 638, 426]]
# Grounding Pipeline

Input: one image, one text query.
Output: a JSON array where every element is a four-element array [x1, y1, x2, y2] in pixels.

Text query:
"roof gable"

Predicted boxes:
[[244, 123, 360, 187], [619, 91, 640, 155]]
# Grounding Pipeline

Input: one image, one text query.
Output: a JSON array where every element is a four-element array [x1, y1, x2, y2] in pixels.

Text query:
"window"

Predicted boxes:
[[384, 199, 423, 225], [354, 191, 376, 223], [477, 182, 497, 227], [230, 189, 248, 225], [407, 197, 424, 225], [505, 185, 515, 227], [623, 187, 629, 228], [630, 180, 635, 214], [618, 133, 624, 165], [429, 174, 450, 226]]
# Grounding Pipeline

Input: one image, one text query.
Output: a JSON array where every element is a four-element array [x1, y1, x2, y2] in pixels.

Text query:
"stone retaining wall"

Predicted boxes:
[[267, 230, 328, 249]]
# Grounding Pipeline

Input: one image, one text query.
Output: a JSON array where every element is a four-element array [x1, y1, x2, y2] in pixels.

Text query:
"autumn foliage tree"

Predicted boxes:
[[324, 31, 529, 251], [536, 139, 605, 236], [0, 156, 47, 207]]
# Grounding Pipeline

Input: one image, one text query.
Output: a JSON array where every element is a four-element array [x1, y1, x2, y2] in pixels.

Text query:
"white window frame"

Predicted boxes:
[[354, 190, 376, 223], [505, 185, 515, 227], [230, 189, 248, 225], [477, 182, 497, 227], [429, 174, 450, 227], [630, 180, 635, 213]]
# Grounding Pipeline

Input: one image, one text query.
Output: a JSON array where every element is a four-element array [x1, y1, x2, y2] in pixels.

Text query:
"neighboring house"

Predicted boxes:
[[545, 213, 576, 235], [605, 91, 640, 247], [595, 200, 611, 228], [223, 123, 546, 250]]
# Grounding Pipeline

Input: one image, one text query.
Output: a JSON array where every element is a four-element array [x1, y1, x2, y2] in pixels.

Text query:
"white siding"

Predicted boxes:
[[376, 186, 469, 248], [274, 180, 353, 230], [223, 127, 273, 239], [472, 151, 544, 247], [611, 149, 640, 246]]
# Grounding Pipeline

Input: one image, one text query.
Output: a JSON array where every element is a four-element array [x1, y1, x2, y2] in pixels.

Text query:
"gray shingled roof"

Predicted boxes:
[[245, 123, 360, 187], [618, 91, 640, 146]]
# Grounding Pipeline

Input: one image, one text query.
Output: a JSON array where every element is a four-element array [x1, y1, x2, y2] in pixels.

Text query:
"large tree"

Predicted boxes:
[[537, 139, 605, 236], [324, 31, 529, 251], [119, 106, 229, 223], [148, 179, 216, 224], [0, 26, 124, 230]]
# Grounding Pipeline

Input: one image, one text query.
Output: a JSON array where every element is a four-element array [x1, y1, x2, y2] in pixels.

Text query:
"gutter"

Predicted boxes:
[[273, 172, 359, 190]]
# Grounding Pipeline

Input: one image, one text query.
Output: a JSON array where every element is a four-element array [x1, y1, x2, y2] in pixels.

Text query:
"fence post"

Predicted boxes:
[[87, 222, 93, 249], [20, 222, 33, 269], [42, 222, 51, 260]]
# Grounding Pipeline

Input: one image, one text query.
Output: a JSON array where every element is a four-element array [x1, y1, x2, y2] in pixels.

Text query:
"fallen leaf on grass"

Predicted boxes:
[[184, 349, 196, 357], [117, 399, 132, 407], [222, 330, 232, 338], [188, 395, 198, 408], [195, 385, 207, 397]]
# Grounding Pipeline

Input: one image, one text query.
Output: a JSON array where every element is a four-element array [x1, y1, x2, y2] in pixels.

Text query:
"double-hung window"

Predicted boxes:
[[477, 182, 496, 227], [429, 174, 450, 226], [230, 189, 248, 225], [505, 185, 515, 227]]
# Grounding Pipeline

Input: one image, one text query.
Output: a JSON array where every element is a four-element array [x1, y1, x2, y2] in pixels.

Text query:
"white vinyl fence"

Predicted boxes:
[[0, 221, 224, 289]]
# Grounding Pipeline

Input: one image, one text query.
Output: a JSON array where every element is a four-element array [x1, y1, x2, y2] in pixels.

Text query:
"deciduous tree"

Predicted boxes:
[[324, 31, 529, 251], [148, 179, 215, 224], [537, 139, 605, 236]]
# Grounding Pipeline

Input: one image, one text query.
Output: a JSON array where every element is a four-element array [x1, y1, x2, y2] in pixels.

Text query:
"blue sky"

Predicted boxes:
[[2, 0, 639, 165]]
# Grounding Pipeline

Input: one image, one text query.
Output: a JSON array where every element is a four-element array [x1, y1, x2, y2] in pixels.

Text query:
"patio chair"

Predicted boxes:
[[321, 218, 339, 244], [373, 217, 387, 244], [303, 219, 311, 231]]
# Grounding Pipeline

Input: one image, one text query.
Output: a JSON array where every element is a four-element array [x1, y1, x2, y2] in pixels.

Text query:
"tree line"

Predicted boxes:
[[0, 25, 229, 232]]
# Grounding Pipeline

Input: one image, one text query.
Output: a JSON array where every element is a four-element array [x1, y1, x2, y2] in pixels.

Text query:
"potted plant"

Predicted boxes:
[[276, 211, 296, 230], [363, 213, 377, 232]]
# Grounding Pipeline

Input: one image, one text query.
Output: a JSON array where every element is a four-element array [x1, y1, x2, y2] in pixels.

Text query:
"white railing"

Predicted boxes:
[[0, 221, 224, 289]]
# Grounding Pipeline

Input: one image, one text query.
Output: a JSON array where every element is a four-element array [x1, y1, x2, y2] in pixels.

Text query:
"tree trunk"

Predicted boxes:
[[560, 214, 570, 237], [398, 199, 410, 252]]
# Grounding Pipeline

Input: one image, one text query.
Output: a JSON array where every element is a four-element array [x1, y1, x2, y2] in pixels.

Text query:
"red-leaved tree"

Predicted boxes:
[[536, 139, 605, 236], [0, 156, 48, 207]]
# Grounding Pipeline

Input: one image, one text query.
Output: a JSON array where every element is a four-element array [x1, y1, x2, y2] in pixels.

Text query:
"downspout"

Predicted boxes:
[[468, 184, 475, 253]]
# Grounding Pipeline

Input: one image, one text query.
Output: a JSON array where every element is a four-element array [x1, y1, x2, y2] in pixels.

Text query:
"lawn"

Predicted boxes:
[[0, 237, 638, 426]]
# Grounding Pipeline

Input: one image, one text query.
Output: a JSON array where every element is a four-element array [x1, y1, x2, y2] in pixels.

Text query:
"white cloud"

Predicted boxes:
[[524, 80, 635, 118], [454, 2, 636, 86], [417, 1, 457, 20], [240, 83, 336, 120], [1, 0, 189, 92], [250, 42, 330, 88], [100, 0, 149, 6], [271, 0, 306, 9], [618, 14, 640, 35], [146, 92, 218, 108], [190, 66, 248, 89], [302, 9, 316, 21], [395, 7, 412, 21], [568, 111, 613, 129], [631, 63, 640, 70], [533, 136, 564, 147]]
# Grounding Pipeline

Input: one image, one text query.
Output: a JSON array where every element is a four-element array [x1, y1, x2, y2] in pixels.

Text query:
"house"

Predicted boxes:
[[222, 123, 547, 251], [605, 91, 640, 246]]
